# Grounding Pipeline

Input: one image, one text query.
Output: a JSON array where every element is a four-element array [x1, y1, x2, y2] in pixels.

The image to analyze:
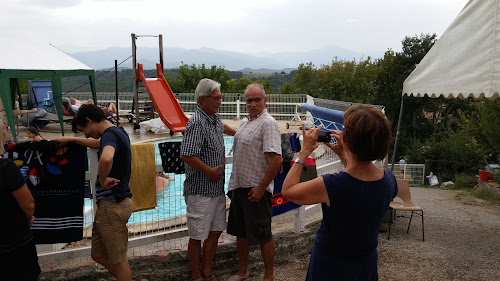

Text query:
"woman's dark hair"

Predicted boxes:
[[71, 104, 107, 133], [342, 105, 393, 161], [26, 127, 40, 136]]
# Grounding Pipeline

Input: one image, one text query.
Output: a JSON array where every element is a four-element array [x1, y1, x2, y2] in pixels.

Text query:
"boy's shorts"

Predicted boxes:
[[91, 197, 133, 264]]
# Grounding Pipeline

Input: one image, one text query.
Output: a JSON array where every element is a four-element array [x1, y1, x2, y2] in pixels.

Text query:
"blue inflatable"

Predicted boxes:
[[301, 104, 344, 131]]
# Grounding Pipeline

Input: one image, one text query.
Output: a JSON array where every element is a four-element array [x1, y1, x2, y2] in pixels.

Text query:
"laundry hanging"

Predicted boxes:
[[158, 141, 185, 174], [4, 141, 86, 244], [129, 143, 157, 212]]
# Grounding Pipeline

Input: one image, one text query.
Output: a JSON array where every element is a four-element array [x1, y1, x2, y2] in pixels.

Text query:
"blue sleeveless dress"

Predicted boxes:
[[305, 169, 397, 281]]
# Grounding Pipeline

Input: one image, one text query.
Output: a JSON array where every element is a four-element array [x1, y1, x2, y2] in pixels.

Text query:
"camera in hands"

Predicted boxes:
[[317, 131, 332, 143]]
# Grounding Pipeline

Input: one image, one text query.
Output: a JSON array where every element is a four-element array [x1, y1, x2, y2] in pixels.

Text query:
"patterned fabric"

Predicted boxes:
[[271, 162, 300, 216], [228, 109, 281, 193], [3, 141, 86, 244], [158, 142, 185, 174], [180, 107, 226, 197]]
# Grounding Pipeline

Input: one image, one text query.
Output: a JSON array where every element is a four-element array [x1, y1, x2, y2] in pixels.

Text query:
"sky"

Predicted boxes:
[[2, 0, 469, 56]]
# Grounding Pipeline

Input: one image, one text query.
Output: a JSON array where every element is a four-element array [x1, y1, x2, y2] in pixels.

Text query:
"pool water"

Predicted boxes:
[[84, 136, 234, 226]]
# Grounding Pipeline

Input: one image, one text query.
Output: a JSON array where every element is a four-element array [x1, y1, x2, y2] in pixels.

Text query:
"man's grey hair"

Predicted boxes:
[[244, 83, 266, 97], [195, 78, 221, 105]]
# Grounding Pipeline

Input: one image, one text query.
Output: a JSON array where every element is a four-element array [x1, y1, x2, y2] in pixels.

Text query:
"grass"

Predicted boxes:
[[418, 173, 500, 203], [469, 188, 500, 203]]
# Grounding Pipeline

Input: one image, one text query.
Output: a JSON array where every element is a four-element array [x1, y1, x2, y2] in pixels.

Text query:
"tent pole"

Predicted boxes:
[[0, 77, 17, 142], [51, 75, 65, 136], [114, 59, 120, 127], [89, 74, 97, 105], [390, 94, 405, 172], [131, 33, 139, 130]]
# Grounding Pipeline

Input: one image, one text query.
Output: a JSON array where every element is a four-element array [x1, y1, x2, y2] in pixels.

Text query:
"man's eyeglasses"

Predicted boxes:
[[208, 96, 223, 101], [245, 97, 263, 104]]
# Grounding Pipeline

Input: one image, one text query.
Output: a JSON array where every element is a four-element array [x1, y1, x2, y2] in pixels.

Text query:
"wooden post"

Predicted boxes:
[[159, 34, 164, 74]]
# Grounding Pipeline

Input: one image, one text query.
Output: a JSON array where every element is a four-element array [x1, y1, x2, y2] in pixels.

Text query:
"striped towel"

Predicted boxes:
[[4, 142, 86, 244]]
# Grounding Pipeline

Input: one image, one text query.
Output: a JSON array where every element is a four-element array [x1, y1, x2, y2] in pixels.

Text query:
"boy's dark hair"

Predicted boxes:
[[71, 104, 107, 133]]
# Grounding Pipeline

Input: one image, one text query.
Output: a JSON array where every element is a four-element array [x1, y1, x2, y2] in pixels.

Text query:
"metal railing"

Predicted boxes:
[[37, 141, 343, 265], [70, 92, 308, 120], [36, 97, 408, 268], [393, 164, 426, 185]]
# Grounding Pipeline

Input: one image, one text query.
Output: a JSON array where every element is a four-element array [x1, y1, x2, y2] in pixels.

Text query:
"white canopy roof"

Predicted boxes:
[[403, 0, 500, 100], [0, 39, 92, 71]]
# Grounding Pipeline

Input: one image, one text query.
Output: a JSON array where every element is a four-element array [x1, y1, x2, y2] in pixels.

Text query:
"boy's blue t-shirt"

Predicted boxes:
[[95, 126, 132, 202]]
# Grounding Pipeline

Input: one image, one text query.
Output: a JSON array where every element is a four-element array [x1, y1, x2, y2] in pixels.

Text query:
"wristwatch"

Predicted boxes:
[[294, 157, 306, 165]]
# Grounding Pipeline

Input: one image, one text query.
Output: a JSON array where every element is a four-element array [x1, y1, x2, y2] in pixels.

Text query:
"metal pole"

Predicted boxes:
[[390, 95, 405, 172], [114, 59, 120, 127], [159, 34, 164, 74], [131, 33, 139, 129]]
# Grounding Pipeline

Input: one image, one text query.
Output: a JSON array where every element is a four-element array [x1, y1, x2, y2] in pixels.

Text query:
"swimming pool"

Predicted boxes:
[[84, 136, 234, 226]]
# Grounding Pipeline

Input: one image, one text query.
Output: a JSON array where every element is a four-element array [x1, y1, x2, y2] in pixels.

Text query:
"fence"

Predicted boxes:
[[393, 164, 426, 186], [70, 92, 309, 120], [36, 140, 345, 265], [36, 95, 406, 267]]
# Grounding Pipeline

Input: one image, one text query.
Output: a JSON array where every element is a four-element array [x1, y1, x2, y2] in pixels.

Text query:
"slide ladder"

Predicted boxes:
[[137, 63, 189, 133]]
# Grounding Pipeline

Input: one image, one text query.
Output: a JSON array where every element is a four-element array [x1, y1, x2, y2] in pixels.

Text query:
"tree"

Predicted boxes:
[[167, 63, 230, 93], [292, 63, 318, 96], [278, 82, 295, 95]]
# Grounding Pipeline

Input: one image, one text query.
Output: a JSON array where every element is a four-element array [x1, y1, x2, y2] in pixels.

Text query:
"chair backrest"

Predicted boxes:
[[396, 179, 413, 204]]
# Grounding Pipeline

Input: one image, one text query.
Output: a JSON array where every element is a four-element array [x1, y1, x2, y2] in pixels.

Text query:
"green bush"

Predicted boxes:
[[453, 173, 477, 189], [422, 130, 483, 181]]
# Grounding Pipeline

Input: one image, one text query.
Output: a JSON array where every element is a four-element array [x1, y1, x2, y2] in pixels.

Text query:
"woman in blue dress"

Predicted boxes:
[[282, 105, 397, 281]]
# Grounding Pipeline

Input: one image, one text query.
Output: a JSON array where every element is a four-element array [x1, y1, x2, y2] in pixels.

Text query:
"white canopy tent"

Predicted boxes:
[[392, 0, 499, 169], [403, 0, 500, 100], [0, 39, 97, 141]]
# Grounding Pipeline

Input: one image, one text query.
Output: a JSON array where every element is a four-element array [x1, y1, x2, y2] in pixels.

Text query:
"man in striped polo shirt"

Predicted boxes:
[[180, 78, 236, 281]]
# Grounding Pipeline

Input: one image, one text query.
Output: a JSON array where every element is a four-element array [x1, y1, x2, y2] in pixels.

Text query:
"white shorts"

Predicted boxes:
[[185, 194, 227, 241]]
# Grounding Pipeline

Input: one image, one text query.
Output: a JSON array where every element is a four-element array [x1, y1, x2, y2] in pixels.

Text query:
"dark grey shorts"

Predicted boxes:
[[227, 187, 273, 246]]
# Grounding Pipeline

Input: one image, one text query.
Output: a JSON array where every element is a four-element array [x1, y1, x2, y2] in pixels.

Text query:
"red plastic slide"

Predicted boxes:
[[137, 63, 189, 133]]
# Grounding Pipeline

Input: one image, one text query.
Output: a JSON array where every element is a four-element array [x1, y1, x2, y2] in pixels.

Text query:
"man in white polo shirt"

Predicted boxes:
[[227, 83, 283, 281]]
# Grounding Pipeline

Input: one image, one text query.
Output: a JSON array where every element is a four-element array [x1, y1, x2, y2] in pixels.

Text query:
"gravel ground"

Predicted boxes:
[[40, 186, 500, 281], [217, 187, 500, 281]]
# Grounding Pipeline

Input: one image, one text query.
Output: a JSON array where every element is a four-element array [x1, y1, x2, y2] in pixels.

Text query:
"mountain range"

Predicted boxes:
[[70, 46, 383, 73]]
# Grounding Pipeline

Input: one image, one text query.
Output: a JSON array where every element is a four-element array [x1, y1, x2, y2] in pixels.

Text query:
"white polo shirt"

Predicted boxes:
[[228, 109, 281, 193]]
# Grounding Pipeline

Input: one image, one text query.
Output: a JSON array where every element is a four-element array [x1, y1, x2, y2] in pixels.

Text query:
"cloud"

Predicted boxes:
[[2, 0, 469, 55], [344, 18, 359, 24]]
